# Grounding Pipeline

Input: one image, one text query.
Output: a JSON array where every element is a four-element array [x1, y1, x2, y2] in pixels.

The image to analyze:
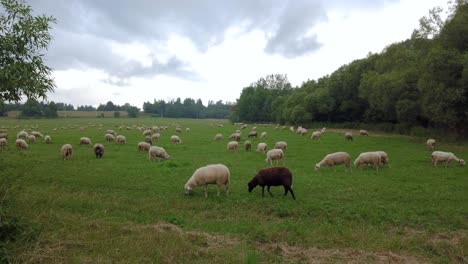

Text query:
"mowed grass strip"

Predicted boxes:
[[1, 118, 467, 263]]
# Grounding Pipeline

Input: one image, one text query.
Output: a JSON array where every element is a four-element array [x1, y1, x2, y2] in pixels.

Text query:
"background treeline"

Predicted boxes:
[[232, 2, 468, 135], [143, 98, 233, 119]]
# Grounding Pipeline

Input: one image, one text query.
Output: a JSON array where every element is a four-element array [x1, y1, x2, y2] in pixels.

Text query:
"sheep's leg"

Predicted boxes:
[[288, 188, 296, 200], [217, 184, 221, 196], [283, 186, 288, 196], [261, 186, 265, 197], [225, 184, 229, 196], [204, 185, 208, 198], [267, 186, 273, 197], [445, 160, 450, 168]]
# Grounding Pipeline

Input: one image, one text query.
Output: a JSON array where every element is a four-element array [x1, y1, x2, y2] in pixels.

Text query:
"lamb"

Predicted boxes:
[[170, 135, 182, 144], [311, 131, 321, 140], [15, 139, 28, 149], [274, 141, 287, 151], [151, 133, 161, 142], [116, 135, 126, 144], [214, 133, 223, 141], [148, 146, 170, 161], [227, 141, 238, 151], [360, 130, 369, 136], [244, 140, 252, 151], [315, 152, 351, 172], [248, 131, 257, 138], [345, 132, 353, 141], [426, 139, 436, 150], [60, 144, 73, 160], [16, 131, 28, 139], [431, 151, 465, 167], [256, 142, 268, 153], [260, 132, 267, 138], [266, 149, 284, 165], [28, 135, 36, 143], [354, 152, 381, 170], [44, 135, 52, 144], [0, 138, 7, 149], [31, 131, 43, 138], [93, 143, 105, 158], [138, 142, 151, 152], [184, 164, 230, 197], [248, 167, 295, 200], [80, 137, 91, 145], [105, 133, 115, 142]]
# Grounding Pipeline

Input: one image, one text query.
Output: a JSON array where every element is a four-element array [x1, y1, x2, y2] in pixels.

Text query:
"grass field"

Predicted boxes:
[[1, 118, 467, 263]]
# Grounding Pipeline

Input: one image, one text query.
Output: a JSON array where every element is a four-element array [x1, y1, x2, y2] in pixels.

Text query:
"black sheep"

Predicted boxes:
[[248, 166, 295, 200]]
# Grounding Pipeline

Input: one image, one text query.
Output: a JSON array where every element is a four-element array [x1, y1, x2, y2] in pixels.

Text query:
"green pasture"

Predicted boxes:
[[0, 118, 467, 263]]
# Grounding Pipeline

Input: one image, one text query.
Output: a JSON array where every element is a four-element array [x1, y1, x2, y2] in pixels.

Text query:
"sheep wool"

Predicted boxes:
[[184, 164, 230, 198]]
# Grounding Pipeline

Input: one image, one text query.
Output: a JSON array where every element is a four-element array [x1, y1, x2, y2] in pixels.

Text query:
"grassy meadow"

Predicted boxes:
[[0, 117, 467, 263]]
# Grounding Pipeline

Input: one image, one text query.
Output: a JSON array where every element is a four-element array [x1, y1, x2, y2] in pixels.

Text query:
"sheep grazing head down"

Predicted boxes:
[[314, 164, 321, 170], [184, 185, 192, 195], [460, 159, 466, 166], [247, 178, 258, 193]]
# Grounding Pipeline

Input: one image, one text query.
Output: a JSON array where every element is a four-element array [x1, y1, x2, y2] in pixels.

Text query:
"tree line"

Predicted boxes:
[[143, 98, 233, 119], [232, 2, 468, 134]]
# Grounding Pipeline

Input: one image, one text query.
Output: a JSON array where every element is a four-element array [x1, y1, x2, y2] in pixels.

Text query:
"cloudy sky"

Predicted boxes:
[[28, 0, 448, 108]]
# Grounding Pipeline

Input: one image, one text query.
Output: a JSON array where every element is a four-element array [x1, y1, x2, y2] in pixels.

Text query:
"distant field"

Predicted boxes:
[[6, 111, 129, 118], [0, 118, 467, 263]]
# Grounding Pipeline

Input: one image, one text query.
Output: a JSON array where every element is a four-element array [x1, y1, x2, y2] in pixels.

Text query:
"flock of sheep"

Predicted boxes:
[[0, 123, 465, 199]]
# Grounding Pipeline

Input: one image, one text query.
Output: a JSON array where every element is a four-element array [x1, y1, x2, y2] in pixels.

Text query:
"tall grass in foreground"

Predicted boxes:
[[0, 118, 467, 263]]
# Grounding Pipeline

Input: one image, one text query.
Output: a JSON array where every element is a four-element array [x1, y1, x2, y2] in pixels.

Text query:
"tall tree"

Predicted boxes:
[[0, 0, 56, 101]]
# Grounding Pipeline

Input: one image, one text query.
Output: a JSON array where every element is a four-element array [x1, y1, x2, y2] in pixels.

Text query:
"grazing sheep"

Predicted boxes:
[[116, 135, 126, 144], [321, 127, 326, 134], [31, 131, 43, 138], [229, 132, 241, 141], [0, 138, 7, 149], [360, 130, 369, 136], [256, 142, 268, 153], [93, 143, 105, 159], [15, 139, 28, 149], [248, 131, 257, 138], [148, 146, 170, 161], [354, 152, 381, 170], [143, 129, 152, 136], [170, 135, 182, 144], [105, 133, 115, 142], [426, 139, 436, 150], [28, 135, 36, 143], [432, 151, 465, 167], [266, 149, 284, 165], [186, 128, 190, 132], [16, 131, 28, 139], [252, 126, 257, 131], [214, 133, 223, 141], [0, 132, 7, 139], [61, 144, 73, 160], [260, 132, 267, 138], [274, 141, 288, 151], [248, 167, 295, 200], [184, 164, 230, 197], [375, 151, 390, 167], [138, 142, 151, 152], [290, 126, 294, 132], [311, 131, 321, 140], [80, 137, 92, 145], [151, 133, 161, 142], [244, 140, 252, 151], [175, 127, 182, 133], [241, 124, 248, 129], [106, 130, 116, 136], [345, 132, 353, 141], [227, 141, 238, 151], [44, 135, 52, 144], [315, 152, 351, 172]]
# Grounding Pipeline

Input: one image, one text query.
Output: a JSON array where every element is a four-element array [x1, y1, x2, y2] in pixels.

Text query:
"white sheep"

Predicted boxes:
[[15, 139, 28, 149], [289, 126, 294, 132], [315, 152, 351, 172], [299, 128, 308, 136], [148, 146, 170, 161], [227, 141, 238, 151], [184, 164, 230, 197], [274, 141, 287, 151], [61, 144, 73, 160], [311, 131, 321, 140], [432, 151, 465, 167], [143, 129, 152, 136], [345, 132, 353, 141], [186, 127, 190, 132], [44, 135, 52, 144], [175, 127, 182, 133], [360, 130, 369, 136], [31, 131, 43, 138], [229, 132, 241, 141], [170, 135, 182, 144], [214, 133, 222, 141], [105, 133, 115, 142], [28, 135, 36, 143], [106, 129, 116, 136], [16, 131, 28, 139], [266, 149, 284, 165], [0, 138, 7, 149], [116, 135, 126, 144], [256, 142, 268, 153], [80, 137, 92, 145], [354, 152, 381, 170], [321, 127, 326, 134], [138, 142, 151, 152], [151, 133, 161, 142], [426, 139, 436, 150], [260, 132, 267, 138], [375, 151, 390, 167]]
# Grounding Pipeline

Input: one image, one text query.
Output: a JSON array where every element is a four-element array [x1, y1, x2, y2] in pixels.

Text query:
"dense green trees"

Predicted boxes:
[[143, 98, 232, 119], [232, 1, 468, 134]]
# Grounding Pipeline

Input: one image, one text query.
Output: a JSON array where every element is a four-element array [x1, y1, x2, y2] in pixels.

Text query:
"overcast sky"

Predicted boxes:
[[28, 0, 449, 108]]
